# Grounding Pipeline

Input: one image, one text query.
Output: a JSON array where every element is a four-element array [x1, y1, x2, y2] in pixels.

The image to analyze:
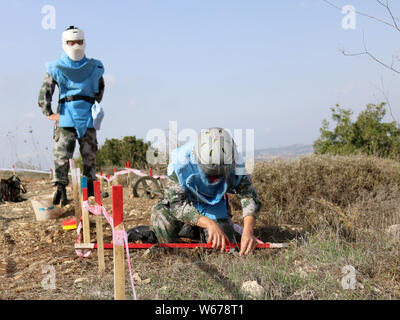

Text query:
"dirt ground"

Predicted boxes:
[[0, 172, 159, 300]]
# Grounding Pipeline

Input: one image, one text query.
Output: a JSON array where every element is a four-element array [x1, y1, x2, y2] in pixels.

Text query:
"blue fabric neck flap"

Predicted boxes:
[[55, 53, 96, 83], [185, 169, 228, 205]]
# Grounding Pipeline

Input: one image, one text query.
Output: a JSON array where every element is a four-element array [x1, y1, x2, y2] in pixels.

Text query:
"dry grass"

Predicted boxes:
[[224, 154, 400, 299], [2, 155, 399, 300], [246, 155, 400, 237]]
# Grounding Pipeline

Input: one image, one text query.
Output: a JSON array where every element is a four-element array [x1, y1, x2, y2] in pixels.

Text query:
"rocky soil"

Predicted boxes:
[[0, 172, 158, 299]]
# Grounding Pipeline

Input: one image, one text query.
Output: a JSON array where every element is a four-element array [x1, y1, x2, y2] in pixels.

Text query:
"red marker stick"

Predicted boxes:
[[93, 181, 102, 205], [112, 185, 125, 300], [82, 188, 88, 201], [112, 185, 123, 227]]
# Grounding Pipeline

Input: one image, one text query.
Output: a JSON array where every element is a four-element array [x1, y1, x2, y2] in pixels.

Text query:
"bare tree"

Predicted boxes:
[[323, 0, 400, 74], [323, 0, 400, 121], [370, 76, 398, 122]]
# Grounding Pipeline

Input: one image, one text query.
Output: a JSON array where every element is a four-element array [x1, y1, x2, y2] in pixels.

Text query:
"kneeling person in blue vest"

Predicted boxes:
[[38, 26, 105, 206], [150, 128, 262, 256]]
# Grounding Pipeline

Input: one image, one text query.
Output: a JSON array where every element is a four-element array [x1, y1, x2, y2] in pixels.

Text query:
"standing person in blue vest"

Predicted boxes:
[[150, 127, 262, 256], [38, 26, 105, 206]]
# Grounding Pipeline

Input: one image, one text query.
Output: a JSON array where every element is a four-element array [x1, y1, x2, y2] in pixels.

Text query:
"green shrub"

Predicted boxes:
[[314, 103, 400, 160]]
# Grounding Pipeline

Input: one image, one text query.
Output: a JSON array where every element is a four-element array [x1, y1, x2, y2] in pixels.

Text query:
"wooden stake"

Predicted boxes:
[[73, 168, 82, 226], [94, 181, 105, 275], [127, 162, 133, 195], [81, 186, 90, 244], [99, 171, 104, 193], [107, 174, 111, 193], [69, 161, 76, 211], [112, 185, 125, 300]]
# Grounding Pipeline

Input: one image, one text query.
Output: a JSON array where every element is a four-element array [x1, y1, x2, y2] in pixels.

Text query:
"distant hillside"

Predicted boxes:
[[255, 144, 313, 161]]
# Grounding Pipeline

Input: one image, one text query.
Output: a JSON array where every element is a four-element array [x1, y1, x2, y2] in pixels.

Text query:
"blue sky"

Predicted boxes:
[[1, 0, 400, 169]]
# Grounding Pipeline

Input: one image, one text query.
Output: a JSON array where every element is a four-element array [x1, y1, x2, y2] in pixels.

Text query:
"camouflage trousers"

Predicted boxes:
[[150, 201, 238, 244], [52, 125, 98, 186]]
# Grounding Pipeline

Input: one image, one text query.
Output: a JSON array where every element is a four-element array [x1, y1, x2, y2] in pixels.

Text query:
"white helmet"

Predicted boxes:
[[62, 26, 86, 61], [193, 127, 239, 178]]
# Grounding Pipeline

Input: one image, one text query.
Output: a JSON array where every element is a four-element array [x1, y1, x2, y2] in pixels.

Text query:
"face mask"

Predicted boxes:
[[62, 27, 86, 61], [63, 42, 86, 61]]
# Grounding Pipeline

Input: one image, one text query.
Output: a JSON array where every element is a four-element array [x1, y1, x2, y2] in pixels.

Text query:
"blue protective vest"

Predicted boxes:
[[167, 142, 243, 220], [46, 53, 104, 138]]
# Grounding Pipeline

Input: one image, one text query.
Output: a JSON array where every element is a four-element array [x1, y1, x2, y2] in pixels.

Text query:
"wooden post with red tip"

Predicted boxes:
[[127, 161, 133, 195], [94, 181, 105, 275], [106, 173, 111, 194], [112, 185, 125, 300], [99, 170, 104, 193], [73, 167, 82, 225], [81, 186, 90, 244]]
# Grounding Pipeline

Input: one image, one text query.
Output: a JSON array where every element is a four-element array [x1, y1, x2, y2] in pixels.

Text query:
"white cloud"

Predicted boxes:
[[335, 84, 355, 95], [124, 76, 138, 85], [103, 74, 116, 87], [22, 112, 36, 119], [128, 99, 137, 107]]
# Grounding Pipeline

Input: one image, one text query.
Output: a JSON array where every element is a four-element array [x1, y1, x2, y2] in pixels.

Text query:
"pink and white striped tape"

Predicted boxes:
[[78, 201, 137, 300], [96, 168, 168, 183]]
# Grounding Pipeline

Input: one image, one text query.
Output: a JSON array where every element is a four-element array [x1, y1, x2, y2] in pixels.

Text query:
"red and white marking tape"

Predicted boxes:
[[0, 167, 52, 174], [77, 201, 137, 300], [96, 168, 168, 183]]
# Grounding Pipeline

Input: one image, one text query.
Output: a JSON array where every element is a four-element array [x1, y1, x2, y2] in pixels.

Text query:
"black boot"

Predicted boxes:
[[88, 180, 94, 198], [53, 183, 68, 206], [178, 224, 201, 240]]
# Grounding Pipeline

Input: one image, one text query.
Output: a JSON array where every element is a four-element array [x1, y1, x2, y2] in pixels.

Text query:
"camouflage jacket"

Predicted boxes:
[[163, 172, 262, 226], [38, 72, 105, 116]]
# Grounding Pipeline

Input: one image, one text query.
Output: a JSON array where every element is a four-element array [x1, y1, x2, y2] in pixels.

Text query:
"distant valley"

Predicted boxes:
[[254, 144, 314, 161]]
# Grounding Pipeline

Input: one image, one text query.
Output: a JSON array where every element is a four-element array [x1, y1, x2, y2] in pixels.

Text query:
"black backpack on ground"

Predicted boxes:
[[127, 225, 158, 243], [0, 175, 27, 203], [126, 224, 203, 244]]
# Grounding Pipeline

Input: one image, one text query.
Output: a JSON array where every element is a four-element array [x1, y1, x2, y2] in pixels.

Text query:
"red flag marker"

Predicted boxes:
[[112, 185, 125, 300], [112, 185, 123, 227], [82, 187, 88, 201], [93, 181, 102, 206]]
